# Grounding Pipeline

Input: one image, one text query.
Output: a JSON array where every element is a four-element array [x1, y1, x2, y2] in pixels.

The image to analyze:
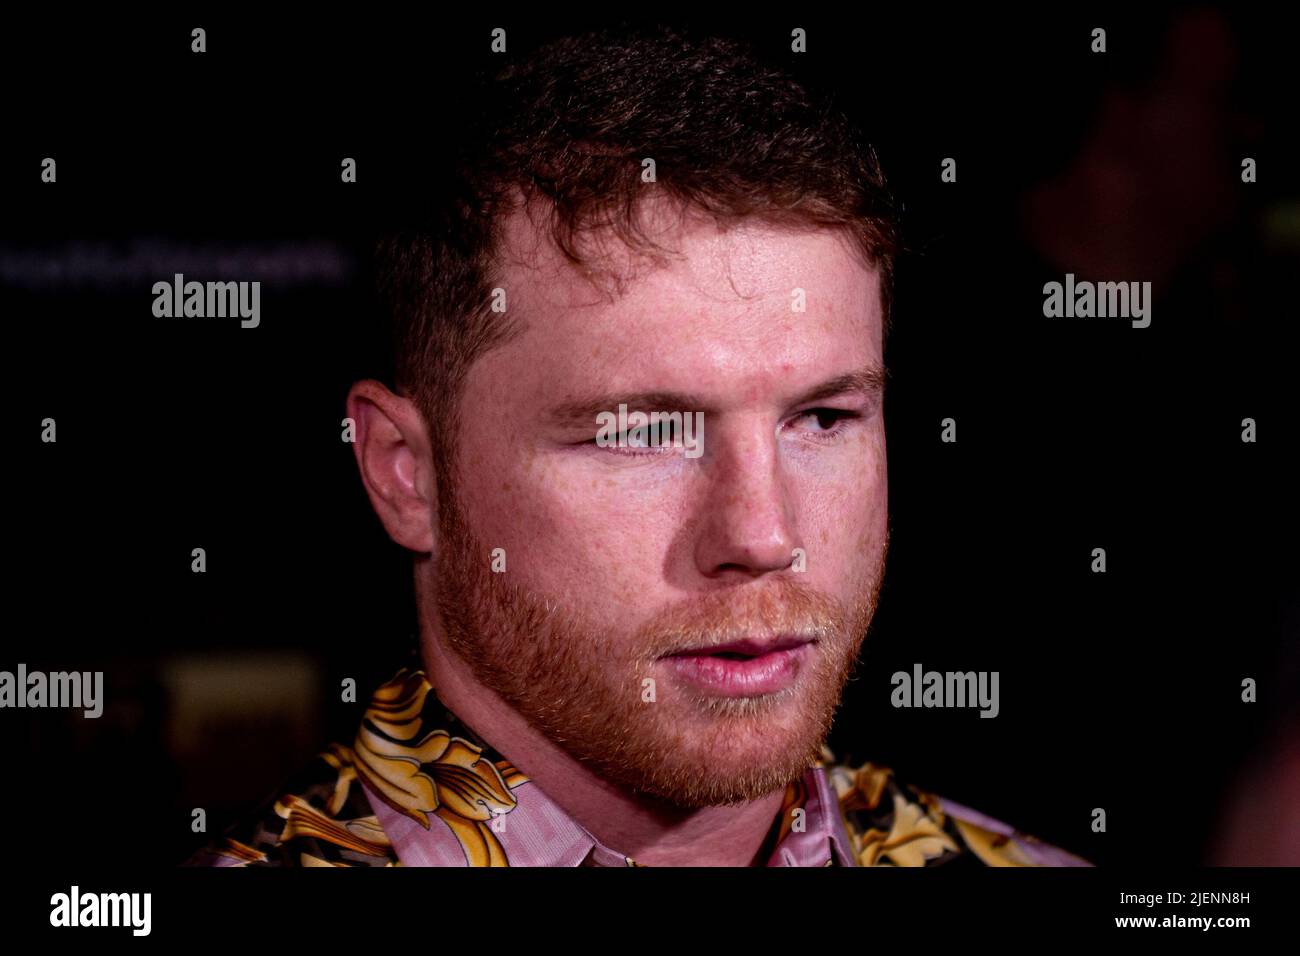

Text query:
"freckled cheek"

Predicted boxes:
[[557, 481, 683, 589], [464, 461, 676, 592], [454, 445, 558, 554], [851, 425, 889, 516], [803, 479, 882, 550], [796, 438, 887, 562]]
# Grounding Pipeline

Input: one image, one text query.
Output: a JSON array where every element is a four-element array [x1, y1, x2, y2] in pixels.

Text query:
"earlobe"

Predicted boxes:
[[346, 380, 437, 554]]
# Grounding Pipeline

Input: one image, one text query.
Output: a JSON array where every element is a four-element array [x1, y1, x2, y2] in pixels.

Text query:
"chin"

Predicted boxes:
[[591, 716, 828, 807], [630, 751, 817, 807]]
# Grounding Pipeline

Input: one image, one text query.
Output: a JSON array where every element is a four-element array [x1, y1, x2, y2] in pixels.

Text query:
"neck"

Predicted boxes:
[[418, 630, 787, 866]]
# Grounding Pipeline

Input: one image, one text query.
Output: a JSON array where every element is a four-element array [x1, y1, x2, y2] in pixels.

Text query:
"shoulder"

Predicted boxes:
[[182, 742, 399, 868], [821, 752, 1093, 867]]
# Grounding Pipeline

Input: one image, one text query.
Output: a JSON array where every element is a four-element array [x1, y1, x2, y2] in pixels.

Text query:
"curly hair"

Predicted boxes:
[[374, 23, 900, 488]]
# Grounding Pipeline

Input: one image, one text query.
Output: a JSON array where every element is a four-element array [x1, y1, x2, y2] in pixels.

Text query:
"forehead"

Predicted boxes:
[[497, 200, 879, 325], [479, 202, 883, 399]]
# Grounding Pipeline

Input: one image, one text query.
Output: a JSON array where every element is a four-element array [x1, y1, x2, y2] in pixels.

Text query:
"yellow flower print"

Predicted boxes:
[[951, 817, 1040, 866], [857, 791, 960, 866], [838, 761, 893, 815], [352, 669, 520, 866]]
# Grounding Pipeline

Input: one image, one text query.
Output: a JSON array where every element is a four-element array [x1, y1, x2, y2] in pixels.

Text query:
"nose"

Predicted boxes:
[[692, 419, 800, 580]]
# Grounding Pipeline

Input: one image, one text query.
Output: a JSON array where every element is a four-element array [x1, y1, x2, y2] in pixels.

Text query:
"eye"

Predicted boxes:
[[584, 433, 674, 457], [789, 408, 859, 443]]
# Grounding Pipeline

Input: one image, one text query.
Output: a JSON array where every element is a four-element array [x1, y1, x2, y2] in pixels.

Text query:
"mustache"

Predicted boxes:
[[633, 578, 852, 657]]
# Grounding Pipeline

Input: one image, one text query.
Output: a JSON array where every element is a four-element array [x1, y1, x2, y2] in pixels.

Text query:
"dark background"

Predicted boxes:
[[2, 6, 1296, 868]]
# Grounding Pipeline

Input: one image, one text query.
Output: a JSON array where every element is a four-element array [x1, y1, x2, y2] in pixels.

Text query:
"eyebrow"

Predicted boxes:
[[541, 363, 887, 428]]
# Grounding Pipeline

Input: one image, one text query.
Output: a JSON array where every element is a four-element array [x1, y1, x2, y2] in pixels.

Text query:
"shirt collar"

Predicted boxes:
[[351, 661, 856, 867]]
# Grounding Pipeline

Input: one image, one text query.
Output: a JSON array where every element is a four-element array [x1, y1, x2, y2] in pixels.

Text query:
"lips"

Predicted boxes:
[[665, 635, 811, 658], [661, 636, 815, 697]]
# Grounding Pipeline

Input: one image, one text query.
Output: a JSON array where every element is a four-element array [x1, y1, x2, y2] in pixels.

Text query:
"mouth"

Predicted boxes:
[[663, 635, 814, 660], [659, 635, 816, 697]]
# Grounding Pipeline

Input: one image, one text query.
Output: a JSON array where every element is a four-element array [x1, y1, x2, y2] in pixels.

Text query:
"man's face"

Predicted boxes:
[[432, 206, 889, 807]]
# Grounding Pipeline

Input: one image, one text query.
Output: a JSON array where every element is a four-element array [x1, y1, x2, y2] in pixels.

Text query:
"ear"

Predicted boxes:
[[346, 380, 436, 553]]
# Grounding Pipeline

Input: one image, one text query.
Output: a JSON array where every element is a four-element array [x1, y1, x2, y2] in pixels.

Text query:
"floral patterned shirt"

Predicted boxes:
[[184, 657, 1092, 868]]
